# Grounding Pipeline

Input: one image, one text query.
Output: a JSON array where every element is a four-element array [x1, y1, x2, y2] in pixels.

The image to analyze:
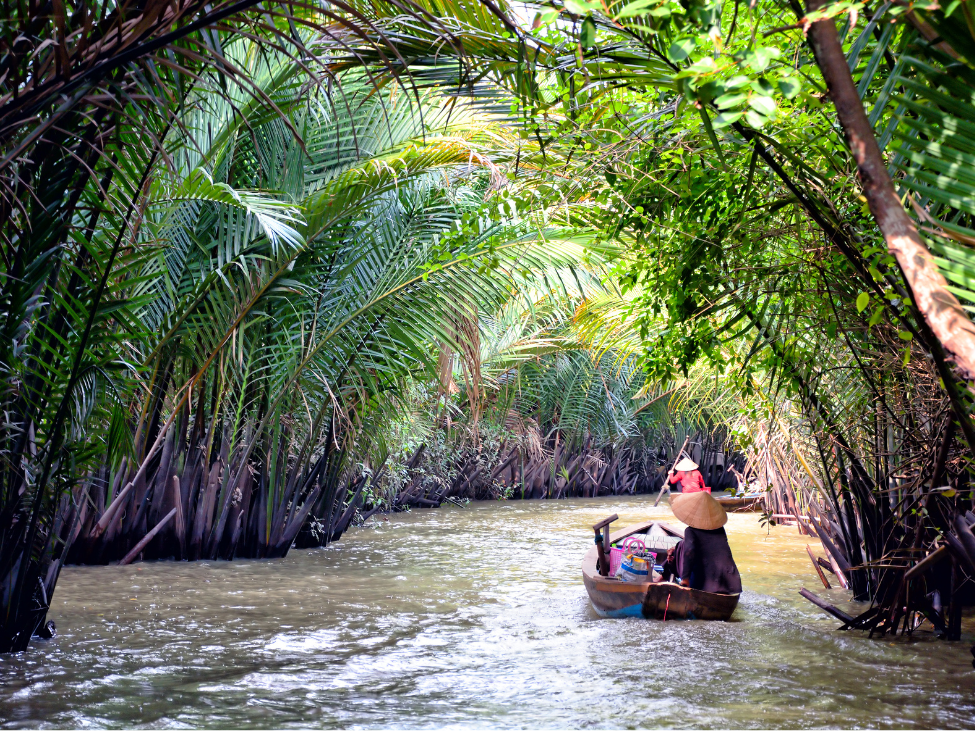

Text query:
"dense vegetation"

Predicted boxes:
[[2, 0, 974, 654]]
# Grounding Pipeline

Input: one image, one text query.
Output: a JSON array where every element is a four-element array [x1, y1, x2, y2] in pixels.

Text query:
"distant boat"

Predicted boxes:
[[582, 519, 740, 621]]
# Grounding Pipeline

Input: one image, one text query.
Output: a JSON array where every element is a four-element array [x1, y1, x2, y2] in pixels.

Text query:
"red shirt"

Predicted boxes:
[[669, 469, 710, 493]]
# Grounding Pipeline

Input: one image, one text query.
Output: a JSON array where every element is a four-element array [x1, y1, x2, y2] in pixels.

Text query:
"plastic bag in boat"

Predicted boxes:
[[616, 553, 650, 582], [610, 536, 647, 576]]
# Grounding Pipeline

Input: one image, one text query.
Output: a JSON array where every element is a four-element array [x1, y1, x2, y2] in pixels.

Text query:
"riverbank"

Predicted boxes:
[[2, 497, 973, 728]]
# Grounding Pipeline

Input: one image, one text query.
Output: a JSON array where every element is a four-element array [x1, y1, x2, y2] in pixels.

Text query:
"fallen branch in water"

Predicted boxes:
[[798, 587, 855, 624]]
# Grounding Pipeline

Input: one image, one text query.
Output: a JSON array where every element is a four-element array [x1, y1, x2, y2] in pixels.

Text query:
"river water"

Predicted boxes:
[[1, 497, 973, 728]]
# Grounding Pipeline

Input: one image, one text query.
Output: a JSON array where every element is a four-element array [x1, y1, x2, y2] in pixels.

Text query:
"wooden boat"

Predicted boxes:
[[582, 518, 740, 620]]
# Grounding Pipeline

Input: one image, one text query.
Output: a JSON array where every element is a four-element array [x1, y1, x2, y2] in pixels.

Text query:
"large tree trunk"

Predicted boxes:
[[804, 0, 975, 380]]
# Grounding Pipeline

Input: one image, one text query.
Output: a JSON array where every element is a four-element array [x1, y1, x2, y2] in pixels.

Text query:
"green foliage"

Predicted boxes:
[[5, 0, 975, 651]]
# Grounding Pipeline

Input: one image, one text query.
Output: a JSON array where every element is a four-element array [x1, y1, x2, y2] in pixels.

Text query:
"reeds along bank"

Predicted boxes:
[[351, 427, 744, 513], [753, 414, 975, 651], [60, 410, 359, 566], [58, 418, 745, 568]]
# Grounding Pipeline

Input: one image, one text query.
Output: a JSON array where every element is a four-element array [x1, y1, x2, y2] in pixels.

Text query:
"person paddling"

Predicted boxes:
[[668, 456, 709, 493], [662, 491, 742, 595]]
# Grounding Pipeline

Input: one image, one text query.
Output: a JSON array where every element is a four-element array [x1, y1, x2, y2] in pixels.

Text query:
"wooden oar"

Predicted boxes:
[[654, 435, 691, 507]]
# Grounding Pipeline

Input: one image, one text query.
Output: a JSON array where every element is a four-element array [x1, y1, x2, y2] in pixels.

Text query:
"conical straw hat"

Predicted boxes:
[[673, 457, 699, 472], [670, 491, 727, 530]]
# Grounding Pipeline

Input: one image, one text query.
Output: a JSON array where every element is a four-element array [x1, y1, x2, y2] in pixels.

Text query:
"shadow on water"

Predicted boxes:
[[0, 496, 973, 729]]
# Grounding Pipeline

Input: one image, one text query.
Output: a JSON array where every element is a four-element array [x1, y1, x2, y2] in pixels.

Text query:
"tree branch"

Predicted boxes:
[[804, 0, 975, 380]]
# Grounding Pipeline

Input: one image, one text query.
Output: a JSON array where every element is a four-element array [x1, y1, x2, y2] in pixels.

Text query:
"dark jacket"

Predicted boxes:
[[675, 526, 742, 594]]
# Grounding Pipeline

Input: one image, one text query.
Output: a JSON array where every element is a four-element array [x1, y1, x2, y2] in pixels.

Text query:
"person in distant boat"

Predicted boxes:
[[661, 491, 742, 595], [667, 456, 709, 493]]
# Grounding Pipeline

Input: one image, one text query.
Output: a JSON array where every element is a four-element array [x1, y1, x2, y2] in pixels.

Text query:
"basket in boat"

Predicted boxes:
[[609, 536, 648, 576], [609, 547, 623, 576]]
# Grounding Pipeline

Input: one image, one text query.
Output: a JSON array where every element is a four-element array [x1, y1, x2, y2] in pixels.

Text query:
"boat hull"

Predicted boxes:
[[582, 520, 740, 621], [641, 582, 739, 620]]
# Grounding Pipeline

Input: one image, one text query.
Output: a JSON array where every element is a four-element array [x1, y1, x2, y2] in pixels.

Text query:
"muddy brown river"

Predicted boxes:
[[1, 497, 973, 728]]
